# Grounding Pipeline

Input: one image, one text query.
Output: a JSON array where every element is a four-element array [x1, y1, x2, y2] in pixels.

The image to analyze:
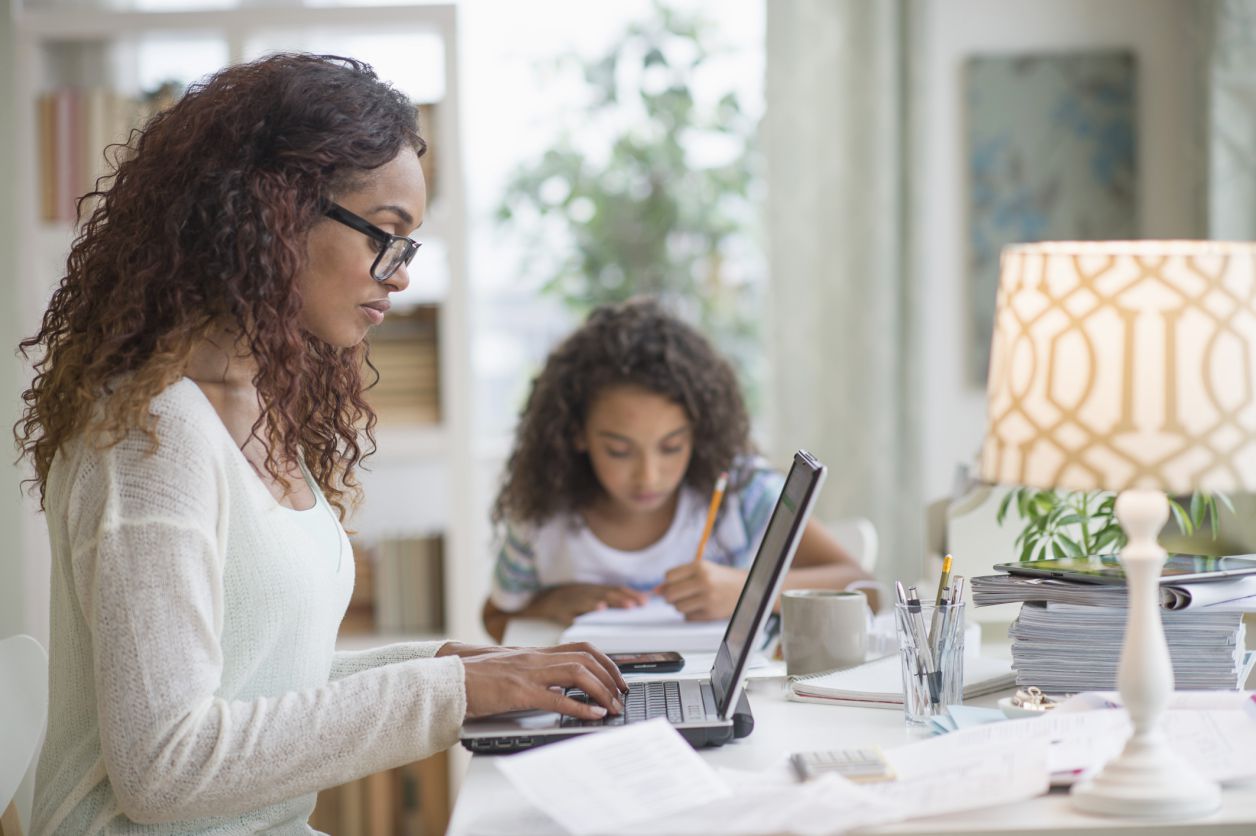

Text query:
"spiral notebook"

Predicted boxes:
[[787, 654, 1015, 709]]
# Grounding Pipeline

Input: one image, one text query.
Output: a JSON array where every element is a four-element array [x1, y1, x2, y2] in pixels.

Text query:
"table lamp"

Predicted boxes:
[[980, 240, 1256, 818]]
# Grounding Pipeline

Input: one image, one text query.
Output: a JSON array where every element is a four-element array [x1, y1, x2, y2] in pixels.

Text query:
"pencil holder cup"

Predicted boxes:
[[893, 601, 965, 727]]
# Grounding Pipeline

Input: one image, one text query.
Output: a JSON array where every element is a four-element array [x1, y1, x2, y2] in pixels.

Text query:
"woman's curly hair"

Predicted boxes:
[[15, 53, 424, 519], [493, 297, 751, 526]]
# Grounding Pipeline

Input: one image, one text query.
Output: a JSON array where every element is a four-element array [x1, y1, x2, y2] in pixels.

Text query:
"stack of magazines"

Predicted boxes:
[[1007, 601, 1248, 692], [972, 574, 1256, 694]]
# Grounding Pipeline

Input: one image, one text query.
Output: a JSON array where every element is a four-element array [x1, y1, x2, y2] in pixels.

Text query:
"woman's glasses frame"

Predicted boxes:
[[324, 203, 421, 282]]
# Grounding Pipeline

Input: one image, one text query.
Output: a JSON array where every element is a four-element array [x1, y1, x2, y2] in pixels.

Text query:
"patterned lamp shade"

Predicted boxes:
[[980, 240, 1256, 494]]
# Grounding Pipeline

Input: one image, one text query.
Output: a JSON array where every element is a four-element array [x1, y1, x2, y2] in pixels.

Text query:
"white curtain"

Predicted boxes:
[[1209, 0, 1256, 238], [764, 0, 921, 583]]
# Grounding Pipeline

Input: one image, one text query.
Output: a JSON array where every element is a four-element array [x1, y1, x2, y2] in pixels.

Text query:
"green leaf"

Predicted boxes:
[[1167, 499, 1191, 536], [997, 491, 1014, 525], [1058, 534, 1083, 557], [1093, 527, 1121, 553], [1190, 492, 1205, 528]]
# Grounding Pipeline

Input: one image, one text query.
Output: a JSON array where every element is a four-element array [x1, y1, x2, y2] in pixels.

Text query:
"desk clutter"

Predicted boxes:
[[972, 572, 1256, 694], [481, 694, 1256, 835], [786, 653, 1015, 708]]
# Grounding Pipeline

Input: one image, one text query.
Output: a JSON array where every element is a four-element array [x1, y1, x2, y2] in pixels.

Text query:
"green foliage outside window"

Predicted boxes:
[[497, 1, 763, 394]]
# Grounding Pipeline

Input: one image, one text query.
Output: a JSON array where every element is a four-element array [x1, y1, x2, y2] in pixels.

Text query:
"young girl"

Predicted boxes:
[[483, 298, 874, 642], [17, 53, 623, 833]]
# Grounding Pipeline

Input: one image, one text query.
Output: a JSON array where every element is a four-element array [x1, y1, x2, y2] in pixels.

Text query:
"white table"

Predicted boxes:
[[447, 620, 1256, 835]]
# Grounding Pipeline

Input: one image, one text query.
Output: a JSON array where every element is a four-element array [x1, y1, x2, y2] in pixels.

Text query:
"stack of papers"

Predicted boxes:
[[1009, 601, 1250, 693], [559, 598, 730, 653], [787, 653, 1016, 708], [487, 718, 1051, 835], [971, 572, 1256, 611]]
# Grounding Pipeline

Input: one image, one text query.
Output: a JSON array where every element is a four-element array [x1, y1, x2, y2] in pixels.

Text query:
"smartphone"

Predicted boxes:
[[607, 651, 685, 673]]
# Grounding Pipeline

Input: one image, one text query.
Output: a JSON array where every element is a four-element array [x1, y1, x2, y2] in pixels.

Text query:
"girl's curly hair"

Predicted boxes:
[[15, 53, 424, 519], [493, 297, 751, 526]]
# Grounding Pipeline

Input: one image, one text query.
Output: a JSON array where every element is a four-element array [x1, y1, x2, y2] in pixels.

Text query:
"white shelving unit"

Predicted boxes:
[[10, 0, 482, 649]]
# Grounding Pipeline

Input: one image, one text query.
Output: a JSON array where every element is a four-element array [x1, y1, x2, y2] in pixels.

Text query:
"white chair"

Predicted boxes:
[[828, 516, 878, 573], [0, 635, 48, 836]]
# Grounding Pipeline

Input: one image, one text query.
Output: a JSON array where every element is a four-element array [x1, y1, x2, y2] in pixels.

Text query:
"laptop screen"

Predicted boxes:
[[711, 451, 825, 717]]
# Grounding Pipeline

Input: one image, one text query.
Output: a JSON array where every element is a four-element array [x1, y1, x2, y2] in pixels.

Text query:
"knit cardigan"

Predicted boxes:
[[30, 378, 466, 834]]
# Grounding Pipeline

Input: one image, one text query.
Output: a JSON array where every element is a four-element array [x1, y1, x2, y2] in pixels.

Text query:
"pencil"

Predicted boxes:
[[692, 471, 729, 563], [929, 554, 953, 653], [934, 554, 953, 605]]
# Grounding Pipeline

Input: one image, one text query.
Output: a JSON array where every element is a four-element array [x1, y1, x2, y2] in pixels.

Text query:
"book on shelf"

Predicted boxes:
[[309, 753, 448, 836], [372, 535, 445, 635], [416, 102, 438, 205], [36, 87, 154, 224], [364, 305, 440, 425], [786, 653, 1016, 708]]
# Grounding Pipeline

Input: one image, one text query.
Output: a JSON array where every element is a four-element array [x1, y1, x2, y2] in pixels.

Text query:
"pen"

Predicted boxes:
[[691, 471, 728, 563], [895, 581, 908, 606], [906, 586, 940, 704]]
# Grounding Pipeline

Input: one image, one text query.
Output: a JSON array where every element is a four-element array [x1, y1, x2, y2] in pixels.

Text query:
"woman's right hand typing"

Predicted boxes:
[[462, 642, 627, 720]]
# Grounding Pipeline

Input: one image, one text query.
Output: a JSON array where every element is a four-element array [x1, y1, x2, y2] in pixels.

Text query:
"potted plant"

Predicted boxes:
[[995, 487, 1231, 562]]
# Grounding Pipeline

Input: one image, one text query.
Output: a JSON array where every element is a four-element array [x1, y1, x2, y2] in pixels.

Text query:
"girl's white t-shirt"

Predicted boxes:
[[490, 459, 785, 612]]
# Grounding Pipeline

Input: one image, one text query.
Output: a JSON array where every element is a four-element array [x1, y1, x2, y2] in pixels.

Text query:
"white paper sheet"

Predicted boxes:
[[613, 738, 1049, 835], [560, 597, 730, 653], [896, 706, 1256, 785], [494, 718, 732, 835]]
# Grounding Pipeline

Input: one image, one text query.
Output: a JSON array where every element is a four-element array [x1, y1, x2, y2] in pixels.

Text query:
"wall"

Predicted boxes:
[[911, 0, 1206, 503], [1, 0, 27, 641]]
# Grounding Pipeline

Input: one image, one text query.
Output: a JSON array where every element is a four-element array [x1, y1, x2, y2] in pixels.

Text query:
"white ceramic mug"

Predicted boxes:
[[782, 589, 869, 676]]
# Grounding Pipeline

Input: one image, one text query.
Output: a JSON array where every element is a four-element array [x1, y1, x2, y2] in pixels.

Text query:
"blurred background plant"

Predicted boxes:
[[496, 0, 765, 403], [996, 487, 1232, 562]]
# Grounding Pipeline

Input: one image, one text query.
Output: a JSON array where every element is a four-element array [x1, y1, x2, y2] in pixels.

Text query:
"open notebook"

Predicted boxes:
[[559, 597, 730, 653], [788, 654, 1015, 708]]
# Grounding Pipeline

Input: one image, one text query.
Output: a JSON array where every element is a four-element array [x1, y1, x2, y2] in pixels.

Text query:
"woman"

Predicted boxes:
[[16, 53, 624, 833]]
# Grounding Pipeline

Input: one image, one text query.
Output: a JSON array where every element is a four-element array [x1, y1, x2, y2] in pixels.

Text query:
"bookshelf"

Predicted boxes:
[[10, 0, 477, 828]]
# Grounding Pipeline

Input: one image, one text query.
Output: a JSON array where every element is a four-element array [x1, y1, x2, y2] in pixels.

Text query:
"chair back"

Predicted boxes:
[[0, 635, 48, 836], [828, 516, 878, 573]]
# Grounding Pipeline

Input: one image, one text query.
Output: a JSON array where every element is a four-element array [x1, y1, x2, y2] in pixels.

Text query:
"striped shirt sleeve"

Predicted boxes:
[[489, 518, 543, 612], [725, 460, 787, 569]]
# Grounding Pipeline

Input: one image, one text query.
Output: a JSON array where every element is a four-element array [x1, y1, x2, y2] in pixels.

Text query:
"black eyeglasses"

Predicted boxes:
[[324, 203, 421, 282]]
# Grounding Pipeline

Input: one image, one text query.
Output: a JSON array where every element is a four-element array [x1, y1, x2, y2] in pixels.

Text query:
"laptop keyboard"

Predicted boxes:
[[560, 680, 684, 727]]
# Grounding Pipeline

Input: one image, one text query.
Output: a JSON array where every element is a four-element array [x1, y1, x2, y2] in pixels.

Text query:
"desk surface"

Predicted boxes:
[[447, 619, 1256, 836]]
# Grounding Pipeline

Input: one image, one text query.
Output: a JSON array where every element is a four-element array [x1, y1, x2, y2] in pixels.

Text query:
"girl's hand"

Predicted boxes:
[[533, 583, 650, 625], [462, 643, 628, 720], [655, 562, 747, 621]]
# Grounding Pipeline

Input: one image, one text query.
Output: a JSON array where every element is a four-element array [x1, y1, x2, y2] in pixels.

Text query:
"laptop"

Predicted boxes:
[[460, 449, 827, 753]]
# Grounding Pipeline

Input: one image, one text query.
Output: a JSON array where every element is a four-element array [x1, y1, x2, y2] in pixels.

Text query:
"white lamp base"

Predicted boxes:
[[1071, 735, 1220, 818], [1069, 489, 1221, 819]]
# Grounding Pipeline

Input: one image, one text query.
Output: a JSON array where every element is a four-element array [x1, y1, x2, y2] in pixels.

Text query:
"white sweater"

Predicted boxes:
[[31, 378, 467, 834]]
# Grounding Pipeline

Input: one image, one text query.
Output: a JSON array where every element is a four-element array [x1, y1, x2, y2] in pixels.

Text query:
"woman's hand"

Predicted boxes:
[[655, 561, 747, 620], [531, 583, 650, 626], [461, 642, 629, 720]]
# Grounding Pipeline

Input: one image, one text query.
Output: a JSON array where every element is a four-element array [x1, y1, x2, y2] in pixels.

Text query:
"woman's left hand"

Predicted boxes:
[[654, 562, 748, 621]]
